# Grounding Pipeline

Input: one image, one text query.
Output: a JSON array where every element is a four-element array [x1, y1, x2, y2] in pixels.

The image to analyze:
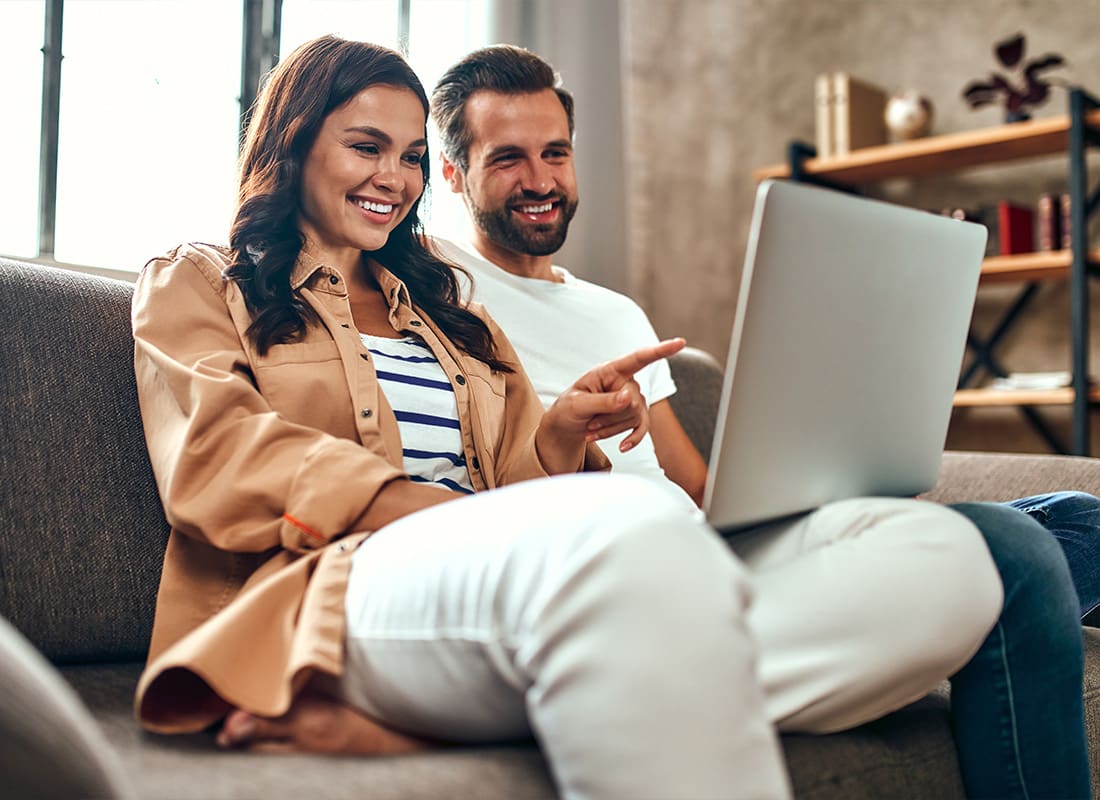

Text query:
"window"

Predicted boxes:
[[53, 0, 241, 270], [6, 0, 489, 275], [0, 1, 46, 259]]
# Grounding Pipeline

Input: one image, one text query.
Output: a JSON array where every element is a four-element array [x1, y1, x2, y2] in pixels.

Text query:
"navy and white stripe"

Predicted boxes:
[[360, 333, 474, 494]]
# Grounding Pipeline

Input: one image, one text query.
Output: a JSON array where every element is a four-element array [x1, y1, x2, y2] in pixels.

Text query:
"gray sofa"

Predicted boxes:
[[2, 255, 1100, 799]]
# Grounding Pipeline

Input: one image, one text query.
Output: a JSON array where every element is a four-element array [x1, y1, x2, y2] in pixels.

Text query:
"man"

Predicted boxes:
[[428, 44, 1093, 798], [429, 54, 705, 508]]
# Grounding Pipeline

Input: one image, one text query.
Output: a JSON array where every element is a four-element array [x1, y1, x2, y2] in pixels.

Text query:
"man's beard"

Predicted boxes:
[[467, 192, 578, 257]]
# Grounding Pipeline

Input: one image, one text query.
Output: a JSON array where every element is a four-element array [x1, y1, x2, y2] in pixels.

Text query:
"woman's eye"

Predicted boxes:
[[353, 143, 379, 155], [403, 152, 425, 166]]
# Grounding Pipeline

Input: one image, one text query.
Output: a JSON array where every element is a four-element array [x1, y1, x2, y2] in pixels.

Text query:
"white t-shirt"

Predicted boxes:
[[436, 237, 693, 508]]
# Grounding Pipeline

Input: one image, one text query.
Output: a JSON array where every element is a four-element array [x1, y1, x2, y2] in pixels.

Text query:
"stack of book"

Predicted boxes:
[[814, 72, 888, 158], [941, 193, 1074, 257]]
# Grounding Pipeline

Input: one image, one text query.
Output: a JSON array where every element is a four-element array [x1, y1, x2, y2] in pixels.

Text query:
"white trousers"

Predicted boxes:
[[338, 473, 1001, 800]]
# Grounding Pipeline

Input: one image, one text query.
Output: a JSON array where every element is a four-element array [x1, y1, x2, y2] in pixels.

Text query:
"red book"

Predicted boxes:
[[997, 201, 1035, 255]]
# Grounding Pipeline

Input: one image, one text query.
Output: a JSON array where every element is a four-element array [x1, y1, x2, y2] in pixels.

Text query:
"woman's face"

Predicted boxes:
[[298, 84, 427, 271]]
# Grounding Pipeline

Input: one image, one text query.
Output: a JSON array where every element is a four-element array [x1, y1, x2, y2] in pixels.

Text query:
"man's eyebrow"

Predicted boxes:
[[483, 140, 573, 160], [343, 126, 427, 149]]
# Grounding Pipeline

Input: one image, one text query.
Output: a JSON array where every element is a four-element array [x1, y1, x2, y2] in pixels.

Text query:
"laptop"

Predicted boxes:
[[703, 179, 987, 533]]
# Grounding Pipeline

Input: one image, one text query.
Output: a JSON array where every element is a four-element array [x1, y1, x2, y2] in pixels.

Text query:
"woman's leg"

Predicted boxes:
[[339, 473, 790, 800], [949, 502, 1090, 800], [727, 497, 1003, 732], [1005, 491, 1100, 616]]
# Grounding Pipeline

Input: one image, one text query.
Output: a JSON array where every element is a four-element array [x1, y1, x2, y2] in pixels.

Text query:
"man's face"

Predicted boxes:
[[450, 88, 578, 257]]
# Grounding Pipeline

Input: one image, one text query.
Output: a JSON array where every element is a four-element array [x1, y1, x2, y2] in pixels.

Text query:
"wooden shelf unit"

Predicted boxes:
[[758, 89, 1100, 454]]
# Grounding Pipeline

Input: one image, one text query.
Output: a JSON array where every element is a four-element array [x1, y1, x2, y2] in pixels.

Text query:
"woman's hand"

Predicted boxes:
[[535, 338, 686, 474]]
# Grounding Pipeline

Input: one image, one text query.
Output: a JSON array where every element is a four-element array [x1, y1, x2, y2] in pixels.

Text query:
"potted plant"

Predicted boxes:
[[962, 33, 1067, 123]]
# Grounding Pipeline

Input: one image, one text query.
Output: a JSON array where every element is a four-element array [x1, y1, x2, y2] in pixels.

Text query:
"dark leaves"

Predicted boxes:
[[995, 33, 1025, 68]]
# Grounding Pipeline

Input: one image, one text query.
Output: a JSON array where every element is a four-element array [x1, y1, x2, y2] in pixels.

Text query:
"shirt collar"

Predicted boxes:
[[288, 250, 411, 311]]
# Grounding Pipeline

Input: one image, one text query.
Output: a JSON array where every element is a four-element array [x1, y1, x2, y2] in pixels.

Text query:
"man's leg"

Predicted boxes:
[[1005, 491, 1100, 616], [949, 502, 1090, 800], [728, 497, 1003, 732]]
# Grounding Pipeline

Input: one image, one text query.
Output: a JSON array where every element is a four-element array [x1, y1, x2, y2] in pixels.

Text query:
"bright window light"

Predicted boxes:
[[0, 1, 46, 259], [53, 0, 241, 271], [280, 0, 401, 52]]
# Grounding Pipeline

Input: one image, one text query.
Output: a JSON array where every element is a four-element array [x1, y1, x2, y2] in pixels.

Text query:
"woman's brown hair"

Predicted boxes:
[[226, 35, 510, 371]]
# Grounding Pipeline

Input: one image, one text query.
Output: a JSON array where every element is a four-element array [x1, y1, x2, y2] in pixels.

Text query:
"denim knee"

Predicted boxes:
[[950, 502, 1082, 651]]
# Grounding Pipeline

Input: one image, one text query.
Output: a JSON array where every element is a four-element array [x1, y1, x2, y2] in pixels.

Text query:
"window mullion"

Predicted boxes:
[[37, 0, 64, 258], [239, 0, 283, 141]]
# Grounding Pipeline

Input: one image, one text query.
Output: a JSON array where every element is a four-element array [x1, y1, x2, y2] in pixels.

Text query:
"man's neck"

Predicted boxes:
[[469, 231, 562, 283]]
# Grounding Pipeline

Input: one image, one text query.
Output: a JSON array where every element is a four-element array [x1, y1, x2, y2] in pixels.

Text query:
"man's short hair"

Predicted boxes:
[[430, 45, 575, 172]]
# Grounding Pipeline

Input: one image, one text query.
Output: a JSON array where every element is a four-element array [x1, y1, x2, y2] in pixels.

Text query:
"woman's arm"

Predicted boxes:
[[133, 246, 410, 555]]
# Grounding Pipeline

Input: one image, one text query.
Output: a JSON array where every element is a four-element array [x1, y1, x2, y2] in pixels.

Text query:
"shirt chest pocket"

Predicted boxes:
[[465, 364, 508, 454], [252, 340, 358, 438]]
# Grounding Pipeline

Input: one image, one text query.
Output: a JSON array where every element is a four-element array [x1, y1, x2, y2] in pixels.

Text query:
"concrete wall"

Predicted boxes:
[[621, 0, 1100, 453]]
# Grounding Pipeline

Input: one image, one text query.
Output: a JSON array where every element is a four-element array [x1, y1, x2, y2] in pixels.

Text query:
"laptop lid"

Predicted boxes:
[[704, 179, 987, 533]]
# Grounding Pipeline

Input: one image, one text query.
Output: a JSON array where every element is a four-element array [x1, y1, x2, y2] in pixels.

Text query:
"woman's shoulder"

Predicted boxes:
[[140, 242, 235, 293]]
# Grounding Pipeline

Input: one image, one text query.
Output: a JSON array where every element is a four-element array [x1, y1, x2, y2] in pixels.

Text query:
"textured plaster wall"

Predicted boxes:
[[621, 0, 1100, 453]]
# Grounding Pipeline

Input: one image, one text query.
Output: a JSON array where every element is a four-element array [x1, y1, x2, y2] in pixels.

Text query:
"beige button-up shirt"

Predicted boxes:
[[132, 243, 609, 733]]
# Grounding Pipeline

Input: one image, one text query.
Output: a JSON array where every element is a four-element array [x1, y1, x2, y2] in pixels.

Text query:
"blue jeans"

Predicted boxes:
[[949, 498, 1093, 800], [1008, 491, 1100, 617]]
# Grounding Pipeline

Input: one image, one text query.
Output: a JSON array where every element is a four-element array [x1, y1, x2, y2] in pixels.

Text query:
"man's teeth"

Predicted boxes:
[[520, 203, 553, 214], [355, 199, 394, 213]]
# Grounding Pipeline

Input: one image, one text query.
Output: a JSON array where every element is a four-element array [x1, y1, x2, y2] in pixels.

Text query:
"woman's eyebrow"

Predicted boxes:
[[344, 126, 427, 149]]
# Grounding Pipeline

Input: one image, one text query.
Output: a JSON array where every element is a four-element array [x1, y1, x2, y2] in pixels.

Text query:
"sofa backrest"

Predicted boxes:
[[0, 258, 169, 664]]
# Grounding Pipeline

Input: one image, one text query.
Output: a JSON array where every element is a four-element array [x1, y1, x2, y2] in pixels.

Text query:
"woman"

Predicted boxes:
[[132, 36, 1002, 799]]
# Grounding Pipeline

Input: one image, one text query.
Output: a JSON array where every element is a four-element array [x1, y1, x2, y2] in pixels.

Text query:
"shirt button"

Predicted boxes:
[[471, 457, 480, 471], [409, 320, 422, 327], [455, 374, 466, 385], [361, 408, 373, 418], [329, 275, 340, 285]]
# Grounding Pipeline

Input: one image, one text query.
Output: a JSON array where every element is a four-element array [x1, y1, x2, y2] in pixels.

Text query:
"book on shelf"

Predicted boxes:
[[997, 201, 1035, 255], [990, 371, 1071, 391], [812, 72, 887, 158], [1061, 192, 1073, 250], [1037, 192, 1062, 251], [832, 72, 887, 155], [814, 73, 835, 158]]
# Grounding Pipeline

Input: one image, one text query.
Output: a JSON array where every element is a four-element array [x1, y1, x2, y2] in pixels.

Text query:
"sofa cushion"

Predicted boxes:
[[0, 259, 169, 663]]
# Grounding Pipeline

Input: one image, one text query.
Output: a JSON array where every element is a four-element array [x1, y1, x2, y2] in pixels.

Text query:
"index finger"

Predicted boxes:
[[603, 338, 686, 379]]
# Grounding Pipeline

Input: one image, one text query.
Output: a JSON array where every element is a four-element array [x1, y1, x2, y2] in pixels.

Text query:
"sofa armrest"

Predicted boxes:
[[924, 451, 1100, 505]]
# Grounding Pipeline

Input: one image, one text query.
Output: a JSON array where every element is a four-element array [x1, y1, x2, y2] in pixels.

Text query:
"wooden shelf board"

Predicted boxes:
[[977, 249, 1100, 283], [954, 386, 1100, 407], [753, 110, 1100, 185]]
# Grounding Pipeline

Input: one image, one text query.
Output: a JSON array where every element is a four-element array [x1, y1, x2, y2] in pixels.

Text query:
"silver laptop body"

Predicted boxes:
[[704, 179, 987, 533]]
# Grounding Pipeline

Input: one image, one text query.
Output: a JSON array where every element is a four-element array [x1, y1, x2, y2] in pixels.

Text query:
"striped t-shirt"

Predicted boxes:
[[360, 333, 474, 495]]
